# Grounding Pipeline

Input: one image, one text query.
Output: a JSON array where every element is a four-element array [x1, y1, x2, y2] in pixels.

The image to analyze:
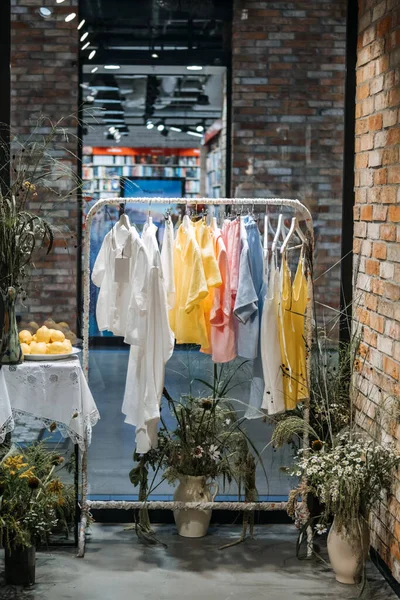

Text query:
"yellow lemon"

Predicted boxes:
[[19, 330, 33, 344], [65, 330, 77, 344], [58, 322, 70, 330], [32, 334, 37, 343], [21, 342, 31, 355], [49, 329, 65, 343], [36, 326, 51, 343], [44, 319, 56, 329], [62, 340, 73, 353], [47, 341, 66, 355], [30, 341, 48, 355], [28, 321, 39, 332]]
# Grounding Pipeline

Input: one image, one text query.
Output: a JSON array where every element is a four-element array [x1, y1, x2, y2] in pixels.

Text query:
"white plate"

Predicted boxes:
[[24, 348, 81, 361]]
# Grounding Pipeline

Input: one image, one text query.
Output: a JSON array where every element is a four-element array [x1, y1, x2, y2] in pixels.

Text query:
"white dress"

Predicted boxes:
[[260, 253, 285, 415], [123, 220, 174, 453]]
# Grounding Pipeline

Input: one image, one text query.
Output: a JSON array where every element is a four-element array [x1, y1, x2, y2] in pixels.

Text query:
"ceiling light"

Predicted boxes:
[[157, 123, 165, 132], [90, 86, 119, 92], [82, 41, 90, 51], [104, 65, 120, 70], [80, 32, 89, 42], [146, 121, 154, 130], [196, 123, 204, 133], [109, 127, 116, 134], [93, 98, 121, 104], [39, 7, 52, 18], [152, 53, 159, 58], [56, 0, 65, 3], [91, 67, 98, 73], [85, 95, 95, 103], [170, 126, 182, 133], [187, 65, 203, 71], [187, 130, 203, 138], [89, 50, 96, 60], [65, 13, 76, 22], [77, 19, 86, 30]]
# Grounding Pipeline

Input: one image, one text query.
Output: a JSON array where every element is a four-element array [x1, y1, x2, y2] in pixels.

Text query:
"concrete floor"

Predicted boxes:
[[0, 524, 397, 600]]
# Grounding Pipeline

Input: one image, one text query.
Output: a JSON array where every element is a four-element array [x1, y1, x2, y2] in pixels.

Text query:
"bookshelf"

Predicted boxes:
[[82, 147, 201, 200]]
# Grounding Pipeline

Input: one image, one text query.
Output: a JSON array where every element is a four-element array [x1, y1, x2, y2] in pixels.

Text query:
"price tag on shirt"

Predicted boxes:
[[114, 256, 130, 283]]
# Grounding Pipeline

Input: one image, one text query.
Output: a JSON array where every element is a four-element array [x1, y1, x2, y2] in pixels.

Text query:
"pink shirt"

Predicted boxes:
[[222, 218, 241, 303], [209, 228, 237, 363]]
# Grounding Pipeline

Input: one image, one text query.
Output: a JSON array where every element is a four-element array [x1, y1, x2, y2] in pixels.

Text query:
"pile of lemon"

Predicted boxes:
[[19, 326, 73, 356]]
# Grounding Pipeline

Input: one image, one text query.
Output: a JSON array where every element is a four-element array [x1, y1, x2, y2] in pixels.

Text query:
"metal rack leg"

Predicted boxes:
[[77, 449, 88, 558]]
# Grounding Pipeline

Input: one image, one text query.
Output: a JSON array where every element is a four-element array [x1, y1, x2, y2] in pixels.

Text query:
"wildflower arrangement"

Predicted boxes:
[[288, 431, 400, 538], [0, 444, 69, 551]]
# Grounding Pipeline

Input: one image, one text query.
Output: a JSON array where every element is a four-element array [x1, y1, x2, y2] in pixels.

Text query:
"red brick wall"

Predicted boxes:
[[11, 0, 79, 330], [353, 0, 400, 581], [231, 0, 347, 320]]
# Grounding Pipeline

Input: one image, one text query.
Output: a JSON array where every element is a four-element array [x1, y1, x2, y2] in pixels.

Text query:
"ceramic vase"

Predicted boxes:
[[327, 517, 370, 584], [4, 545, 36, 586], [0, 287, 22, 365], [173, 475, 218, 538]]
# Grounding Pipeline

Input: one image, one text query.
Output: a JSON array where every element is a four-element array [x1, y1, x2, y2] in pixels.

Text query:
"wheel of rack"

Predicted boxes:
[[78, 197, 315, 558]]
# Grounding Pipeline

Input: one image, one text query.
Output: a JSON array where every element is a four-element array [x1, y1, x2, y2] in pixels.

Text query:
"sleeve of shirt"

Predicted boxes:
[[185, 240, 209, 314], [199, 226, 222, 289], [124, 243, 150, 346], [160, 219, 176, 310], [233, 245, 258, 324], [91, 235, 108, 287], [210, 241, 231, 327]]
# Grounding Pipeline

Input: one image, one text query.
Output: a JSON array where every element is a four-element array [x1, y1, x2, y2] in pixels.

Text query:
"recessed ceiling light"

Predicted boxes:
[[187, 130, 203, 137], [89, 50, 96, 60], [80, 32, 89, 42], [56, 0, 65, 3], [109, 127, 116, 134], [86, 95, 95, 102], [157, 123, 165, 131], [187, 65, 203, 71], [82, 41, 90, 51], [152, 53, 159, 58], [196, 123, 204, 133], [65, 13, 76, 22], [104, 65, 120, 70], [39, 7, 52, 18], [91, 67, 98, 73], [77, 19, 86, 30], [146, 121, 154, 130], [170, 126, 182, 133]]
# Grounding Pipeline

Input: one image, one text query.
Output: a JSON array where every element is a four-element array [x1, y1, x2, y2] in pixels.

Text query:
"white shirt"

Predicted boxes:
[[92, 222, 146, 337], [123, 220, 174, 453], [160, 217, 176, 310]]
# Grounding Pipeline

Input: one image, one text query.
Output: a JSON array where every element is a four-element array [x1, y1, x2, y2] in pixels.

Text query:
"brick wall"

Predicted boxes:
[[231, 0, 347, 319], [353, 0, 400, 582], [11, 0, 79, 330]]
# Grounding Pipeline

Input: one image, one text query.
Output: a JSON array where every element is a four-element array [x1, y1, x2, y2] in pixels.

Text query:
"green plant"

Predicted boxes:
[[0, 117, 80, 298], [0, 443, 69, 550]]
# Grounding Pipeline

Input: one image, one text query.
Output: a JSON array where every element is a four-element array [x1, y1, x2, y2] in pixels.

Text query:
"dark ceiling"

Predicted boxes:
[[80, 0, 233, 66]]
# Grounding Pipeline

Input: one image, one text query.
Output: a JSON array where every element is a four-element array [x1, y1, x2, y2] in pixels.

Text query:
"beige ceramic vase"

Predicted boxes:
[[327, 517, 370, 584], [173, 475, 218, 538]]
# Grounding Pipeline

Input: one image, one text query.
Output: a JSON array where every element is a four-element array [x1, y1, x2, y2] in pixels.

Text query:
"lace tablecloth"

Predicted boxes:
[[0, 358, 100, 451]]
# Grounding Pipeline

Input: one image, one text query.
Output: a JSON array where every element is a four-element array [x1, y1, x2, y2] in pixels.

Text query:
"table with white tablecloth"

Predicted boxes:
[[0, 357, 100, 450]]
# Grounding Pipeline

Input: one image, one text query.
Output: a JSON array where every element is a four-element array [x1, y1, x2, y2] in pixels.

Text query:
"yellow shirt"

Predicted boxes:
[[169, 220, 209, 347], [194, 220, 222, 353]]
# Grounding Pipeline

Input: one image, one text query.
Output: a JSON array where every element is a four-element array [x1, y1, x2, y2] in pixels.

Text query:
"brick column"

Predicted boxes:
[[231, 0, 347, 317], [353, 0, 400, 581], [11, 0, 79, 328]]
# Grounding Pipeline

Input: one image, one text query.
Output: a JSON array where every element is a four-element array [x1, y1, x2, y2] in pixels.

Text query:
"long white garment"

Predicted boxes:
[[123, 221, 174, 453], [261, 253, 285, 415], [92, 222, 140, 336], [160, 217, 175, 310]]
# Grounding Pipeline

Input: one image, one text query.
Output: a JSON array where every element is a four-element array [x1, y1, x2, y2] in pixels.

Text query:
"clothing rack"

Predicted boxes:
[[79, 197, 315, 558]]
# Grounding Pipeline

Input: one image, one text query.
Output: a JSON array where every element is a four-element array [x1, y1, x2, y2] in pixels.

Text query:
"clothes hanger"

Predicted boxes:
[[240, 214, 247, 242], [295, 222, 307, 245], [280, 217, 297, 254], [147, 200, 153, 226], [118, 202, 130, 230], [271, 213, 283, 253]]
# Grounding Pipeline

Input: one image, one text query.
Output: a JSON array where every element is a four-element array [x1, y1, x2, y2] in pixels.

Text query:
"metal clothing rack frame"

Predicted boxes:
[[78, 197, 315, 558]]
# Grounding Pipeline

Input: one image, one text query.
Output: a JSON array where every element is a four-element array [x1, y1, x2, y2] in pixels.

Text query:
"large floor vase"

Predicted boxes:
[[4, 545, 36, 586], [173, 475, 218, 538], [327, 517, 370, 584]]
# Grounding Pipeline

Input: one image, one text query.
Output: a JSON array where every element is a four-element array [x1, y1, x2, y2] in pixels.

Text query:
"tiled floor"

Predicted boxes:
[[0, 524, 397, 600]]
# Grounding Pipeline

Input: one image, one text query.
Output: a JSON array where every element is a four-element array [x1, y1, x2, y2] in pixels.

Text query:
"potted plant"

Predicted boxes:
[[290, 430, 399, 584], [0, 117, 80, 364], [130, 390, 258, 539], [0, 443, 68, 585]]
